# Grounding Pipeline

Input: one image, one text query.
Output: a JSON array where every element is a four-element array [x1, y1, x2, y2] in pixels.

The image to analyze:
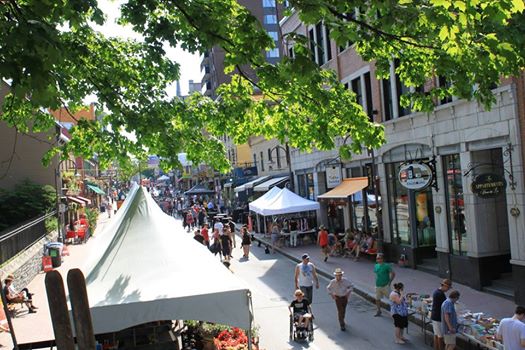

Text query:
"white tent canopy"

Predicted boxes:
[[157, 174, 170, 181], [252, 188, 320, 216], [82, 184, 253, 334], [248, 186, 282, 214]]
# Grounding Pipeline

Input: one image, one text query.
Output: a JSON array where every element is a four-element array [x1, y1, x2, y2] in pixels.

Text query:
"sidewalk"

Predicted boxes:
[[0, 206, 116, 348], [249, 231, 515, 320]]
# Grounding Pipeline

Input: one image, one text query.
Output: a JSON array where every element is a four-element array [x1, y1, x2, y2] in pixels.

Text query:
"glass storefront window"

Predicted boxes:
[[443, 154, 467, 255], [415, 188, 436, 246], [306, 173, 315, 200], [387, 162, 410, 245], [297, 174, 306, 197]]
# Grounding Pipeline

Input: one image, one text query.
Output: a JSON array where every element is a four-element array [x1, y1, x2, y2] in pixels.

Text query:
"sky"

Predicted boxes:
[[94, 0, 202, 97]]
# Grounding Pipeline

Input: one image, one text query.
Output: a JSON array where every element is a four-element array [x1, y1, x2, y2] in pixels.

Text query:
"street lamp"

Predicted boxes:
[[268, 142, 294, 192]]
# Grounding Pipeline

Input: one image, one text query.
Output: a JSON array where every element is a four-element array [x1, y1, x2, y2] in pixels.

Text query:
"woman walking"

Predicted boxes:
[[389, 282, 410, 344], [220, 227, 233, 259], [241, 226, 251, 258]]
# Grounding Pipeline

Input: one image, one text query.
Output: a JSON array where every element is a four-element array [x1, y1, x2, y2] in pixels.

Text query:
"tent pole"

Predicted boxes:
[[247, 290, 254, 350]]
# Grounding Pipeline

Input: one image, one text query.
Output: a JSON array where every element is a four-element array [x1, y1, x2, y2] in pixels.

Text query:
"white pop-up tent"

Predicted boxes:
[[248, 186, 282, 214], [254, 188, 320, 216], [82, 184, 253, 335]]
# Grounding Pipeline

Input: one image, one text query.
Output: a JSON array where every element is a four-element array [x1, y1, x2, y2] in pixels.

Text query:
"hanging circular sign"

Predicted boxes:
[[471, 173, 506, 198], [398, 163, 433, 190]]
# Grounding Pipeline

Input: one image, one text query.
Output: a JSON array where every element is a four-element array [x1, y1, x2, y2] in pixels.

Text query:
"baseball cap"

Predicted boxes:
[[301, 254, 309, 260]]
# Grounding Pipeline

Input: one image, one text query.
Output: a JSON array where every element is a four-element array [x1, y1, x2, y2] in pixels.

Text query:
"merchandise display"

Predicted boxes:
[[406, 294, 503, 350]]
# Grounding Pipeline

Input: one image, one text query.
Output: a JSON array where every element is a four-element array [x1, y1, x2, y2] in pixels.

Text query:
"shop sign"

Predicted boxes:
[[326, 165, 342, 188], [471, 173, 506, 198], [398, 163, 433, 190]]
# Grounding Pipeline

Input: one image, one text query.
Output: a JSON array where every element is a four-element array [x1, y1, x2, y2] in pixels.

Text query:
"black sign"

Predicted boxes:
[[471, 173, 507, 198]]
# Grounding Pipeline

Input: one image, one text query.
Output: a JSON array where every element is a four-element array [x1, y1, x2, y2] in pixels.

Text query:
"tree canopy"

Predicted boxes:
[[1, 0, 523, 172]]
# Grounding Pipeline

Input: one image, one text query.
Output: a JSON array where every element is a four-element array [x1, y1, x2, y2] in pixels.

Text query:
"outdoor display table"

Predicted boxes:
[[278, 229, 317, 247], [407, 294, 503, 350]]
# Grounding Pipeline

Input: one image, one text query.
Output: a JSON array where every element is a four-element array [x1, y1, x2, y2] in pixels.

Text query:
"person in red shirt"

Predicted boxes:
[[317, 225, 330, 262], [201, 223, 210, 248]]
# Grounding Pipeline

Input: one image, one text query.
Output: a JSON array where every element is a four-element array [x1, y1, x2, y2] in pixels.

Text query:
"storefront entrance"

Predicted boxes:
[[384, 144, 437, 269]]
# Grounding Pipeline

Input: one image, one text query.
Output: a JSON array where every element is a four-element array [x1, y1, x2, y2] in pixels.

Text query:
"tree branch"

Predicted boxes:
[[330, 8, 438, 50]]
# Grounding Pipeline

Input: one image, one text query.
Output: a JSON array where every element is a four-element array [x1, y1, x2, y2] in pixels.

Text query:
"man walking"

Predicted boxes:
[[441, 290, 461, 350], [431, 279, 453, 350], [496, 305, 525, 350], [327, 268, 353, 331], [294, 254, 320, 303], [374, 253, 395, 317]]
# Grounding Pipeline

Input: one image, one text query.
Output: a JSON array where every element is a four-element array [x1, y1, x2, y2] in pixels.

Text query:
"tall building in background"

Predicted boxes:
[[201, 0, 284, 98]]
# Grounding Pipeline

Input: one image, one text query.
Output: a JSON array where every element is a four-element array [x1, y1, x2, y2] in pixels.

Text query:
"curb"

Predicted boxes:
[[250, 235, 435, 337]]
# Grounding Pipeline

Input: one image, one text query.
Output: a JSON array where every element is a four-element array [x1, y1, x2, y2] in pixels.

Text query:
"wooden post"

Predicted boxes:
[[67, 269, 96, 350], [45, 271, 75, 350]]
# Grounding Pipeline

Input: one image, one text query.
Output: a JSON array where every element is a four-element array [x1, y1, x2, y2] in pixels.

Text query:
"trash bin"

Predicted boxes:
[[48, 247, 62, 267], [46, 242, 63, 268], [100, 205, 106, 213]]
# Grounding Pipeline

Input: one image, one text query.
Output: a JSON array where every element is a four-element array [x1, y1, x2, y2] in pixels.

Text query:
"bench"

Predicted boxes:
[[6, 302, 22, 318]]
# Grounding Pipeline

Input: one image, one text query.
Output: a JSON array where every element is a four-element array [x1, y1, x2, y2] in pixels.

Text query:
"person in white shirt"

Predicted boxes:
[[213, 219, 224, 232], [497, 306, 525, 350], [326, 268, 353, 331]]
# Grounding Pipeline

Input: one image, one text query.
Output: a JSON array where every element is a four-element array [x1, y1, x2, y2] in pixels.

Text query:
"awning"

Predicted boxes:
[[234, 176, 270, 193], [67, 196, 85, 206], [253, 176, 288, 192], [224, 182, 233, 188], [317, 177, 369, 199], [75, 195, 92, 205], [87, 184, 105, 195]]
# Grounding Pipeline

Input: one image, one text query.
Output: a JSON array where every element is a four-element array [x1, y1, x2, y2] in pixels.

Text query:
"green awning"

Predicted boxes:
[[87, 184, 105, 195]]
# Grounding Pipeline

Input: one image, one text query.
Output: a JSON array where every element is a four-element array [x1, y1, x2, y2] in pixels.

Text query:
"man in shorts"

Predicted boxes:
[[441, 290, 461, 350], [431, 279, 452, 350], [373, 253, 395, 317]]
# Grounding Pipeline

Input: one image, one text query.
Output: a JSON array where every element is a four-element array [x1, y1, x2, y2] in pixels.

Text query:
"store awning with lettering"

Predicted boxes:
[[317, 177, 369, 199]]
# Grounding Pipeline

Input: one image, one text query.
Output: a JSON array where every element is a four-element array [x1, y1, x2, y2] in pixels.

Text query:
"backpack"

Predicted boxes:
[[328, 234, 336, 246]]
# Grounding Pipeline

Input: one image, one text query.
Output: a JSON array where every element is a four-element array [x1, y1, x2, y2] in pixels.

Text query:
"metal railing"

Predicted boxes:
[[0, 211, 55, 265]]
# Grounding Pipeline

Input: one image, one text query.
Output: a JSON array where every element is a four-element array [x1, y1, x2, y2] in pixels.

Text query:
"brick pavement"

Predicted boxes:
[[0, 205, 116, 349]]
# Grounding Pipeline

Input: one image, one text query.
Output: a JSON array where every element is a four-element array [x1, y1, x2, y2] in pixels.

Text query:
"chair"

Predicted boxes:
[[65, 230, 77, 244], [76, 228, 87, 243]]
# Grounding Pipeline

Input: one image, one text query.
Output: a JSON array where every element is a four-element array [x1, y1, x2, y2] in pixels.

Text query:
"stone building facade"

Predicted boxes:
[[280, 10, 525, 303]]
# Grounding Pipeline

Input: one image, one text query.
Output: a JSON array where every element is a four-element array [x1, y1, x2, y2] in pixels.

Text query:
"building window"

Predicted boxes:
[[386, 162, 410, 245], [288, 45, 295, 59], [309, 22, 331, 66], [266, 48, 280, 58], [297, 174, 306, 197], [306, 173, 315, 200], [443, 154, 467, 255], [253, 153, 257, 168], [268, 31, 278, 41], [260, 151, 264, 171], [267, 148, 272, 163], [264, 15, 277, 24], [262, 0, 276, 7], [276, 147, 281, 168], [438, 76, 453, 105], [346, 71, 374, 121]]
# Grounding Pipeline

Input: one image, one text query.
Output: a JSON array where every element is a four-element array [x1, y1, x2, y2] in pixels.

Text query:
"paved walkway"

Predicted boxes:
[[0, 205, 116, 348], [250, 231, 516, 320]]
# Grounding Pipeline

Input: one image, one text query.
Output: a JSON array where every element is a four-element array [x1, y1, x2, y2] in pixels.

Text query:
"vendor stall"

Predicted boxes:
[[249, 188, 320, 245], [408, 295, 504, 350]]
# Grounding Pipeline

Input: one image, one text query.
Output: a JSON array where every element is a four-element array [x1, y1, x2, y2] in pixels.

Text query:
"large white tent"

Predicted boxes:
[[252, 188, 320, 216], [248, 186, 281, 214], [82, 184, 253, 334]]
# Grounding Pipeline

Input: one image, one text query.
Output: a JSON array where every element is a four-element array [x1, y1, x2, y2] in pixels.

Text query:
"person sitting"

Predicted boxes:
[[348, 231, 363, 261], [3, 275, 37, 313], [289, 289, 312, 330]]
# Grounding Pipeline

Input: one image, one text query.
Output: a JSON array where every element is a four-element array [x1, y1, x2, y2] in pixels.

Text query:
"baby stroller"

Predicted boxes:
[[289, 312, 314, 342]]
